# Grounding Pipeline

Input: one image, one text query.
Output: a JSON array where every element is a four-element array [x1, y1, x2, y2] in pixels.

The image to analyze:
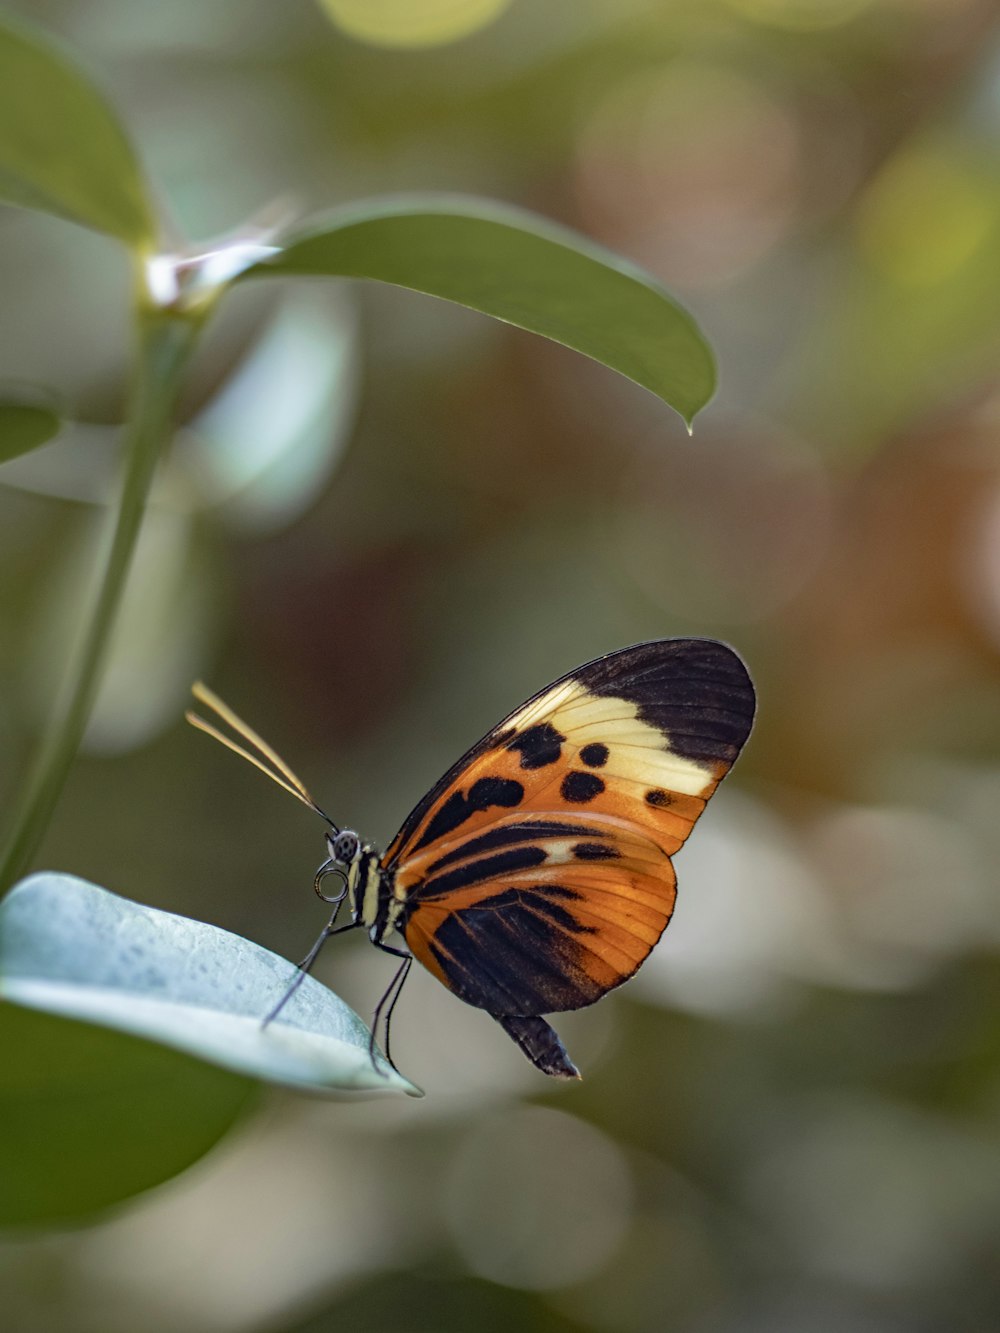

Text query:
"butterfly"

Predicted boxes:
[[187, 638, 755, 1079]]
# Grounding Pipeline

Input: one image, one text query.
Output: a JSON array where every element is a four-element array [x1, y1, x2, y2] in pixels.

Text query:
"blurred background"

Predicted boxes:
[[2, 0, 1000, 1328]]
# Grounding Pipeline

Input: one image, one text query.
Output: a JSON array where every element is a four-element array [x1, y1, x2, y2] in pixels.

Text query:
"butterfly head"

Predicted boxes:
[[327, 829, 361, 865], [324, 829, 394, 936]]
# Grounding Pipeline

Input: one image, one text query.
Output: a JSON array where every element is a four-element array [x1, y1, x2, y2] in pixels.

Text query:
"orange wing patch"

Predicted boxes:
[[402, 812, 677, 1015]]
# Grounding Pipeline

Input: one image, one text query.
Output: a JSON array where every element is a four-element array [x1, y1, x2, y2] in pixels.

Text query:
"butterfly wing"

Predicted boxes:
[[383, 639, 755, 1033], [396, 815, 677, 1017]]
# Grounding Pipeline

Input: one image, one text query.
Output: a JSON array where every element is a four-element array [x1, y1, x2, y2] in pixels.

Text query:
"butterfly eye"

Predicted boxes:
[[331, 830, 361, 864]]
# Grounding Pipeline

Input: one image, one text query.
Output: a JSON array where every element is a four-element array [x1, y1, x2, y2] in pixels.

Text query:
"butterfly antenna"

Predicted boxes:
[[186, 681, 338, 830]]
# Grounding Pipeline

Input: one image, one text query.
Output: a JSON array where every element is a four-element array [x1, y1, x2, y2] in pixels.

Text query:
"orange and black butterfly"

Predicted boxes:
[[188, 639, 755, 1079]]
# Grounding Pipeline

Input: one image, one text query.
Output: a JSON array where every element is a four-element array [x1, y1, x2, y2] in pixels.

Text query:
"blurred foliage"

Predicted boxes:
[[1, 0, 1000, 1331], [0, 13, 154, 243], [0, 1002, 256, 1228], [0, 398, 62, 463], [0, 874, 419, 1180], [0, 6, 713, 886]]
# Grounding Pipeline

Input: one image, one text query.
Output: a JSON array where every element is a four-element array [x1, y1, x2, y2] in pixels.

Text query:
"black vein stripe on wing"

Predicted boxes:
[[414, 852, 672, 1015], [424, 895, 592, 1007], [542, 885, 666, 942], [416, 818, 621, 899], [425, 884, 608, 1014], [419, 845, 549, 898], [424, 890, 645, 1013], [424, 818, 605, 873]]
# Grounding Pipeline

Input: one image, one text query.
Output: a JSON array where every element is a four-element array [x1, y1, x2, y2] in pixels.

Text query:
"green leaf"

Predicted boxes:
[[0, 874, 422, 1098], [0, 15, 156, 247], [0, 399, 62, 463], [0, 1002, 256, 1227], [0, 872, 424, 1228], [251, 195, 716, 428]]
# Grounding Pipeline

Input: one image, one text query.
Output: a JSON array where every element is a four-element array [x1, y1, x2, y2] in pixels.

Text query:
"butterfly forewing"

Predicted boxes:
[[383, 639, 755, 1016]]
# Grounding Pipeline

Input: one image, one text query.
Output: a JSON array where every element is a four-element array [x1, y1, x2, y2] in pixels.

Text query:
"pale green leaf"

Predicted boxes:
[[0, 874, 421, 1098]]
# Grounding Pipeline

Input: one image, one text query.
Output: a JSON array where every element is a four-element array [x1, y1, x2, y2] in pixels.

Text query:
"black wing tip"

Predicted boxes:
[[586, 636, 754, 692], [583, 637, 756, 760], [495, 1014, 581, 1079]]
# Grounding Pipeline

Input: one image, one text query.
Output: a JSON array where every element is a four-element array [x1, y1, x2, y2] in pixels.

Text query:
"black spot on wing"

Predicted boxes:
[[645, 789, 673, 808], [414, 776, 524, 851], [506, 722, 565, 770], [473, 777, 524, 807], [579, 743, 609, 768], [561, 771, 605, 803], [582, 639, 756, 766]]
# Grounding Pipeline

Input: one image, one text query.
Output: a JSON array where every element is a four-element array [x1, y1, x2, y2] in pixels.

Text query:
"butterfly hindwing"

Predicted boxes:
[[402, 814, 677, 1013], [383, 639, 756, 1020]]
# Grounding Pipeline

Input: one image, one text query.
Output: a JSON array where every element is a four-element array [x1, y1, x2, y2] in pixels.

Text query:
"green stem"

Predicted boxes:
[[0, 302, 200, 890]]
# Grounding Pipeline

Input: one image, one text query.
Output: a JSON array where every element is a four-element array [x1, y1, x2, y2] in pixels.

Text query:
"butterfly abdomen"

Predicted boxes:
[[495, 1015, 580, 1079]]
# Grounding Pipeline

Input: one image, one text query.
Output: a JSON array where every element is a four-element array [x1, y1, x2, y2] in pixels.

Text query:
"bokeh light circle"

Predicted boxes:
[[616, 418, 832, 626], [856, 146, 994, 287], [443, 1105, 634, 1290], [576, 61, 802, 287], [317, 0, 512, 48]]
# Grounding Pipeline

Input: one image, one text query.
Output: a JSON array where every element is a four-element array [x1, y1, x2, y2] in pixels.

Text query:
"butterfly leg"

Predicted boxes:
[[262, 912, 359, 1028], [370, 942, 413, 1076]]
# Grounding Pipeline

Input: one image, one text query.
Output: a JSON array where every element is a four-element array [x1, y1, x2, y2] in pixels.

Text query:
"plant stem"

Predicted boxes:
[[0, 302, 200, 890]]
